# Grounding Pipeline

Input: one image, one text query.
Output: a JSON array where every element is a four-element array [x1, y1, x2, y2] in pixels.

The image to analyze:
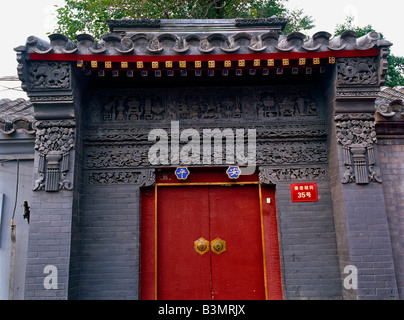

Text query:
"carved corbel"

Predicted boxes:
[[33, 120, 75, 192], [138, 169, 156, 187], [335, 114, 382, 184], [258, 167, 277, 185]]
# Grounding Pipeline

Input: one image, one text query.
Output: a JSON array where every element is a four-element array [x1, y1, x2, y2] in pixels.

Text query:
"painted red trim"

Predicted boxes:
[[30, 49, 379, 63], [140, 187, 156, 300], [155, 167, 258, 184], [261, 185, 284, 300]]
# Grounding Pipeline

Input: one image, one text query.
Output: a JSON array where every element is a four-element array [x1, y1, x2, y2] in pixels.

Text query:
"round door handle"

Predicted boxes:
[[194, 237, 210, 255], [211, 238, 226, 255]]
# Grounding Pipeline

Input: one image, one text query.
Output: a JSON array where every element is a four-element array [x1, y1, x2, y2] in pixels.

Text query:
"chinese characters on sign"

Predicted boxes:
[[226, 166, 241, 179], [290, 183, 318, 202]]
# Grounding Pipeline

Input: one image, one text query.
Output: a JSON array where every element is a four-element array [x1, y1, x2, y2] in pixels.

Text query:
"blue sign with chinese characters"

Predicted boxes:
[[175, 167, 190, 180], [226, 166, 241, 179]]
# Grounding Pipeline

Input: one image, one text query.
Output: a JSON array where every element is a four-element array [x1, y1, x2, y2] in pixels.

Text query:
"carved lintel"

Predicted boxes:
[[259, 166, 327, 185], [89, 87, 320, 123], [87, 169, 155, 186]]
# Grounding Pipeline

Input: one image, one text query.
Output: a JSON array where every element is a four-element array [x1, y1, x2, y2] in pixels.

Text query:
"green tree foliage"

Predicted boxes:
[[386, 55, 404, 88], [334, 15, 375, 38], [53, 0, 314, 39], [335, 15, 404, 88]]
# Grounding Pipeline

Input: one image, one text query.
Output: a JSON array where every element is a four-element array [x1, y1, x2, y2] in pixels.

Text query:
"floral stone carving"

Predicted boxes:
[[335, 114, 382, 184], [33, 121, 75, 191]]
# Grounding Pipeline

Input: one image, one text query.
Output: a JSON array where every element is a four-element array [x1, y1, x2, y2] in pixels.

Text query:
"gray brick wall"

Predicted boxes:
[[275, 181, 342, 299], [74, 184, 141, 299], [378, 139, 404, 299], [339, 180, 398, 299]]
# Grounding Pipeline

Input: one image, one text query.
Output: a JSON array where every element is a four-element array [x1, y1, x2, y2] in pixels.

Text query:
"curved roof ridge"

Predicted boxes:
[[16, 19, 392, 57], [0, 98, 35, 135]]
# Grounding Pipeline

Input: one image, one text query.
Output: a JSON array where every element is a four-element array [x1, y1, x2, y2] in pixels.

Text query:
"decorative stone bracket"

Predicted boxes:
[[335, 114, 382, 184], [33, 120, 75, 192]]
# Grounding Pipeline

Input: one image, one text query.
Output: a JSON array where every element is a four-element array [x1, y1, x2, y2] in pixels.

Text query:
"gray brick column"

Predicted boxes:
[[25, 115, 78, 299], [329, 54, 399, 299], [15, 45, 79, 299], [24, 115, 78, 299], [24, 151, 76, 299]]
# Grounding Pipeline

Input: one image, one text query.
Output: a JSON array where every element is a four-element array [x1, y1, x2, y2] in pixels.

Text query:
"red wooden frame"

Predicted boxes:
[[140, 167, 283, 300]]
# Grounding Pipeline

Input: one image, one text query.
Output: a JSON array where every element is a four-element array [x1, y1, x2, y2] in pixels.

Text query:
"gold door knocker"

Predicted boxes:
[[211, 238, 226, 255], [194, 237, 210, 255]]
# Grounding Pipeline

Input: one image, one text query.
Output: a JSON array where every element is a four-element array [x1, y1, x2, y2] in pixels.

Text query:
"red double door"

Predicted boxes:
[[141, 182, 283, 300]]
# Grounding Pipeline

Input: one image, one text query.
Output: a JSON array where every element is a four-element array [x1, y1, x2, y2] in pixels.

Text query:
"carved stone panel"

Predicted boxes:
[[335, 114, 382, 184], [88, 86, 321, 124], [259, 166, 328, 185], [337, 57, 378, 86], [87, 169, 155, 186], [28, 62, 71, 91], [83, 85, 328, 185], [256, 141, 327, 165], [84, 138, 328, 170], [33, 120, 75, 191]]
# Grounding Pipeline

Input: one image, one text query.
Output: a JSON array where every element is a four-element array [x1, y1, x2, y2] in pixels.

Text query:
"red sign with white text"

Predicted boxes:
[[290, 183, 318, 202]]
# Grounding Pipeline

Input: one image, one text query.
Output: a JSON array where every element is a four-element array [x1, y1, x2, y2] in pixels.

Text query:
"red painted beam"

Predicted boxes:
[[30, 49, 379, 63]]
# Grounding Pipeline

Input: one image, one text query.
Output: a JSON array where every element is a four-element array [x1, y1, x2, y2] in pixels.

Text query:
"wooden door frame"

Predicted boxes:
[[140, 169, 284, 300]]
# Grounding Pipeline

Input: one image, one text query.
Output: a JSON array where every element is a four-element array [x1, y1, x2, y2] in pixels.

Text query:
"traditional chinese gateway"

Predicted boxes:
[[12, 18, 404, 299]]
